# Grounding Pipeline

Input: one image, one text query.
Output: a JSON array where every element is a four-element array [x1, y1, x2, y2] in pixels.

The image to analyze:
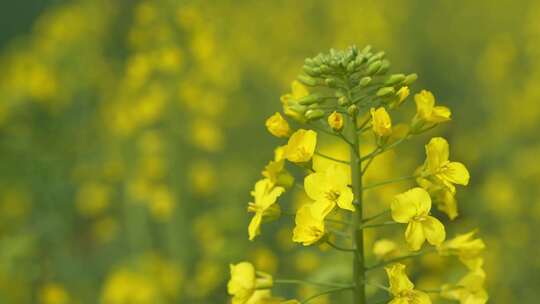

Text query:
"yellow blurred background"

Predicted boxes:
[[0, 0, 538, 303]]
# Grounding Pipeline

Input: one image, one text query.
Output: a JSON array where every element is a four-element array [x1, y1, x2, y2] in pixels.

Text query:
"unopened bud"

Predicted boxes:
[[385, 74, 406, 85], [375, 60, 390, 75], [359, 77, 372, 87], [347, 105, 359, 116], [403, 73, 418, 85], [327, 111, 344, 132], [305, 109, 325, 120], [366, 61, 382, 75], [338, 96, 349, 106], [377, 87, 396, 97], [297, 75, 319, 86], [298, 93, 322, 105]]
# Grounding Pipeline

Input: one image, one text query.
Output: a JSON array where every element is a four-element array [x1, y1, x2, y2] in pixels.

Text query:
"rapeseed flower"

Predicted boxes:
[[284, 129, 317, 163], [371, 107, 392, 137], [265, 112, 291, 138], [385, 263, 431, 304], [227, 262, 273, 304], [248, 179, 285, 241], [292, 204, 325, 246]]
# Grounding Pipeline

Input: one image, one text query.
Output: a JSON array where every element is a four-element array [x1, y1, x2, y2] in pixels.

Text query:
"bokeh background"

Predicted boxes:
[[0, 0, 538, 303]]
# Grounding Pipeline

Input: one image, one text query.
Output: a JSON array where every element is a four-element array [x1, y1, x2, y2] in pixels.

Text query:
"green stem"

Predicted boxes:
[[301, 286, 354, 304], [326, 240, 356, 252], [314, 151, 349, 165], [361, 210, 389, 223], [274, 279, 350, 289], [359, 221, 398, 229], [366, 249, 435, 271], [349, 99, 366, 304], [362, 175, 416, 191]]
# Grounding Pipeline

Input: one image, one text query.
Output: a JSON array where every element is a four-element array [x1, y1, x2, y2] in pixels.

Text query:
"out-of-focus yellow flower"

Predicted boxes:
[[327, 111, 344, 132], [441, 267, 488, 304], [76, 182, 110, 217], [373, 239, 398, 258], [227, 262, 273, 304], [191, 119, 224, 152], [438, 230, 486, 270], [385, 263, 431, 304], [417, 137, 470, 194], [148, 186, 176, 221], [248, 179, 285, 241], [189, 160, 216, 196], [292, 204, 325, 246], [92, 216, 118, 244], [414, 90, 451, 123], [101, 269, 158, 304], [39, 283, 70, 304], [250, 247, 279, 274], [284, 129, 317, 163], [430, 188, 458, 220], [370, 107, 392, 137], [266, 112, 291, 138], [391, 188, 446, 251], [304, 164, 355, 219]]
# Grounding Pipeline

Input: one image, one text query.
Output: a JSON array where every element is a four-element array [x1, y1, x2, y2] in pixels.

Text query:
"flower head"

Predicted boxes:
[[265, 112, 291, 138], [417, 137, 470, 194], [396, 86, 410, 105], [414, 90, 451, 123], [438, 230, 486, 270], [262, 146, 294, 188], [371, 107, 392, 137], [284, 129, 317, 163], [441, 267, 488, 304], [292, 204, 325, 246], [248, 179, 285, 241], [304, 164, 355, 219], [385, 263, 431, 304], [391, 187, 446, 251], [228, 262, 273, 304], [327, 111, 344, 132]]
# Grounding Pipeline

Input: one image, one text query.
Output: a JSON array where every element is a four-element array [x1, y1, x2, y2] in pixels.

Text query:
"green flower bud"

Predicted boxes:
[[304, 58, 315, 67], [325, 78, 338, 88], [360, 77, 372, 87], [367, 51, 385, 64], [385, 74, 406, 85], [305, 109, 325, 120], [338, 96, 349, 106], [347, 105, 359, 116], [376, 87, 396, 97], [366, 60, 382, 75], [298, 93, 323, 105], [361, 45, 372, 54], [347, 60, 357, 72], [320, 65, 332, 74], [297, 75, 320, 86], [404, 73, 418, 85], [375, 59, 390, 75]]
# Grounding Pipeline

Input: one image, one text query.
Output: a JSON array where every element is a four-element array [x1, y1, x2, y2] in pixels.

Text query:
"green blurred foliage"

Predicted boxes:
[[0, 0, 538, 303]]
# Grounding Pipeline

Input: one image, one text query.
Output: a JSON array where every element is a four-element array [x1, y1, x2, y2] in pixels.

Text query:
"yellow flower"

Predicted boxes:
[[227, 262, 273, 304], [373, 239, 398, 258], [248, 179, 285, 241], [327, 111, 344, 132], [292, 204, 325, 246], [438, 230, 486, 270], [284, 129, 317, 163], [391, 188, 446, 251], [304, 164, 355, 219], [441, 267, 488, 304], [430, 187, 458, 220], [262, 147, 294, 189], [280, 80, 309, 121], [385, 263, 431, 304], [265, 112, 291, 138], [396, 86, 410, 105], [371, 107, 392, 137], [417, 137, 470, 194], [414, 90, 451, 123], [39, 283, 70, 304]]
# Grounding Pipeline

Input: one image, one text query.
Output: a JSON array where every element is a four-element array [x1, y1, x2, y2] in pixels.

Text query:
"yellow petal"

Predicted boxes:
[[337, 187, 355, 212], [310, 200, 335, 220], [443, 162, 470, 186], [412, 290, 432, 304], [426, 137, 449, 172], [392, 188, 431, 222], [405, 221, 426, 251], [431, 106, 452, 122], [304, 172, 325, 201], [248, 212, 263, 241], [423, 216, 446, 246], [325, 164, 349, 189], [385, 263, 414, 295], [284, 129, 317, 163], [415, 90, 435, 119]]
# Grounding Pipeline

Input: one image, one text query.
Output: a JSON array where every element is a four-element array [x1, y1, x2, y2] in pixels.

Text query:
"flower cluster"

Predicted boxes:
[[228, 46, 487, 304]]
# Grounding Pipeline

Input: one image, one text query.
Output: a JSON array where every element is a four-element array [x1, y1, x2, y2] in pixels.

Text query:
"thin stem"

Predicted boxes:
[[274, 279, 350, 289], [338, 133, 355, 148], [362, 210, 389, 223], [308, 122, 337, 137], [361, 150, 379, 175], [362, 175, 416, 191], [360, 136, 409, 162], [314, 151, 349, 165], [327, 227, 352, 238], [326, 240, 356, 252], [301, 286, 354, 304], [359, 221, 398, 229], [366, 249, 435, 271]]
